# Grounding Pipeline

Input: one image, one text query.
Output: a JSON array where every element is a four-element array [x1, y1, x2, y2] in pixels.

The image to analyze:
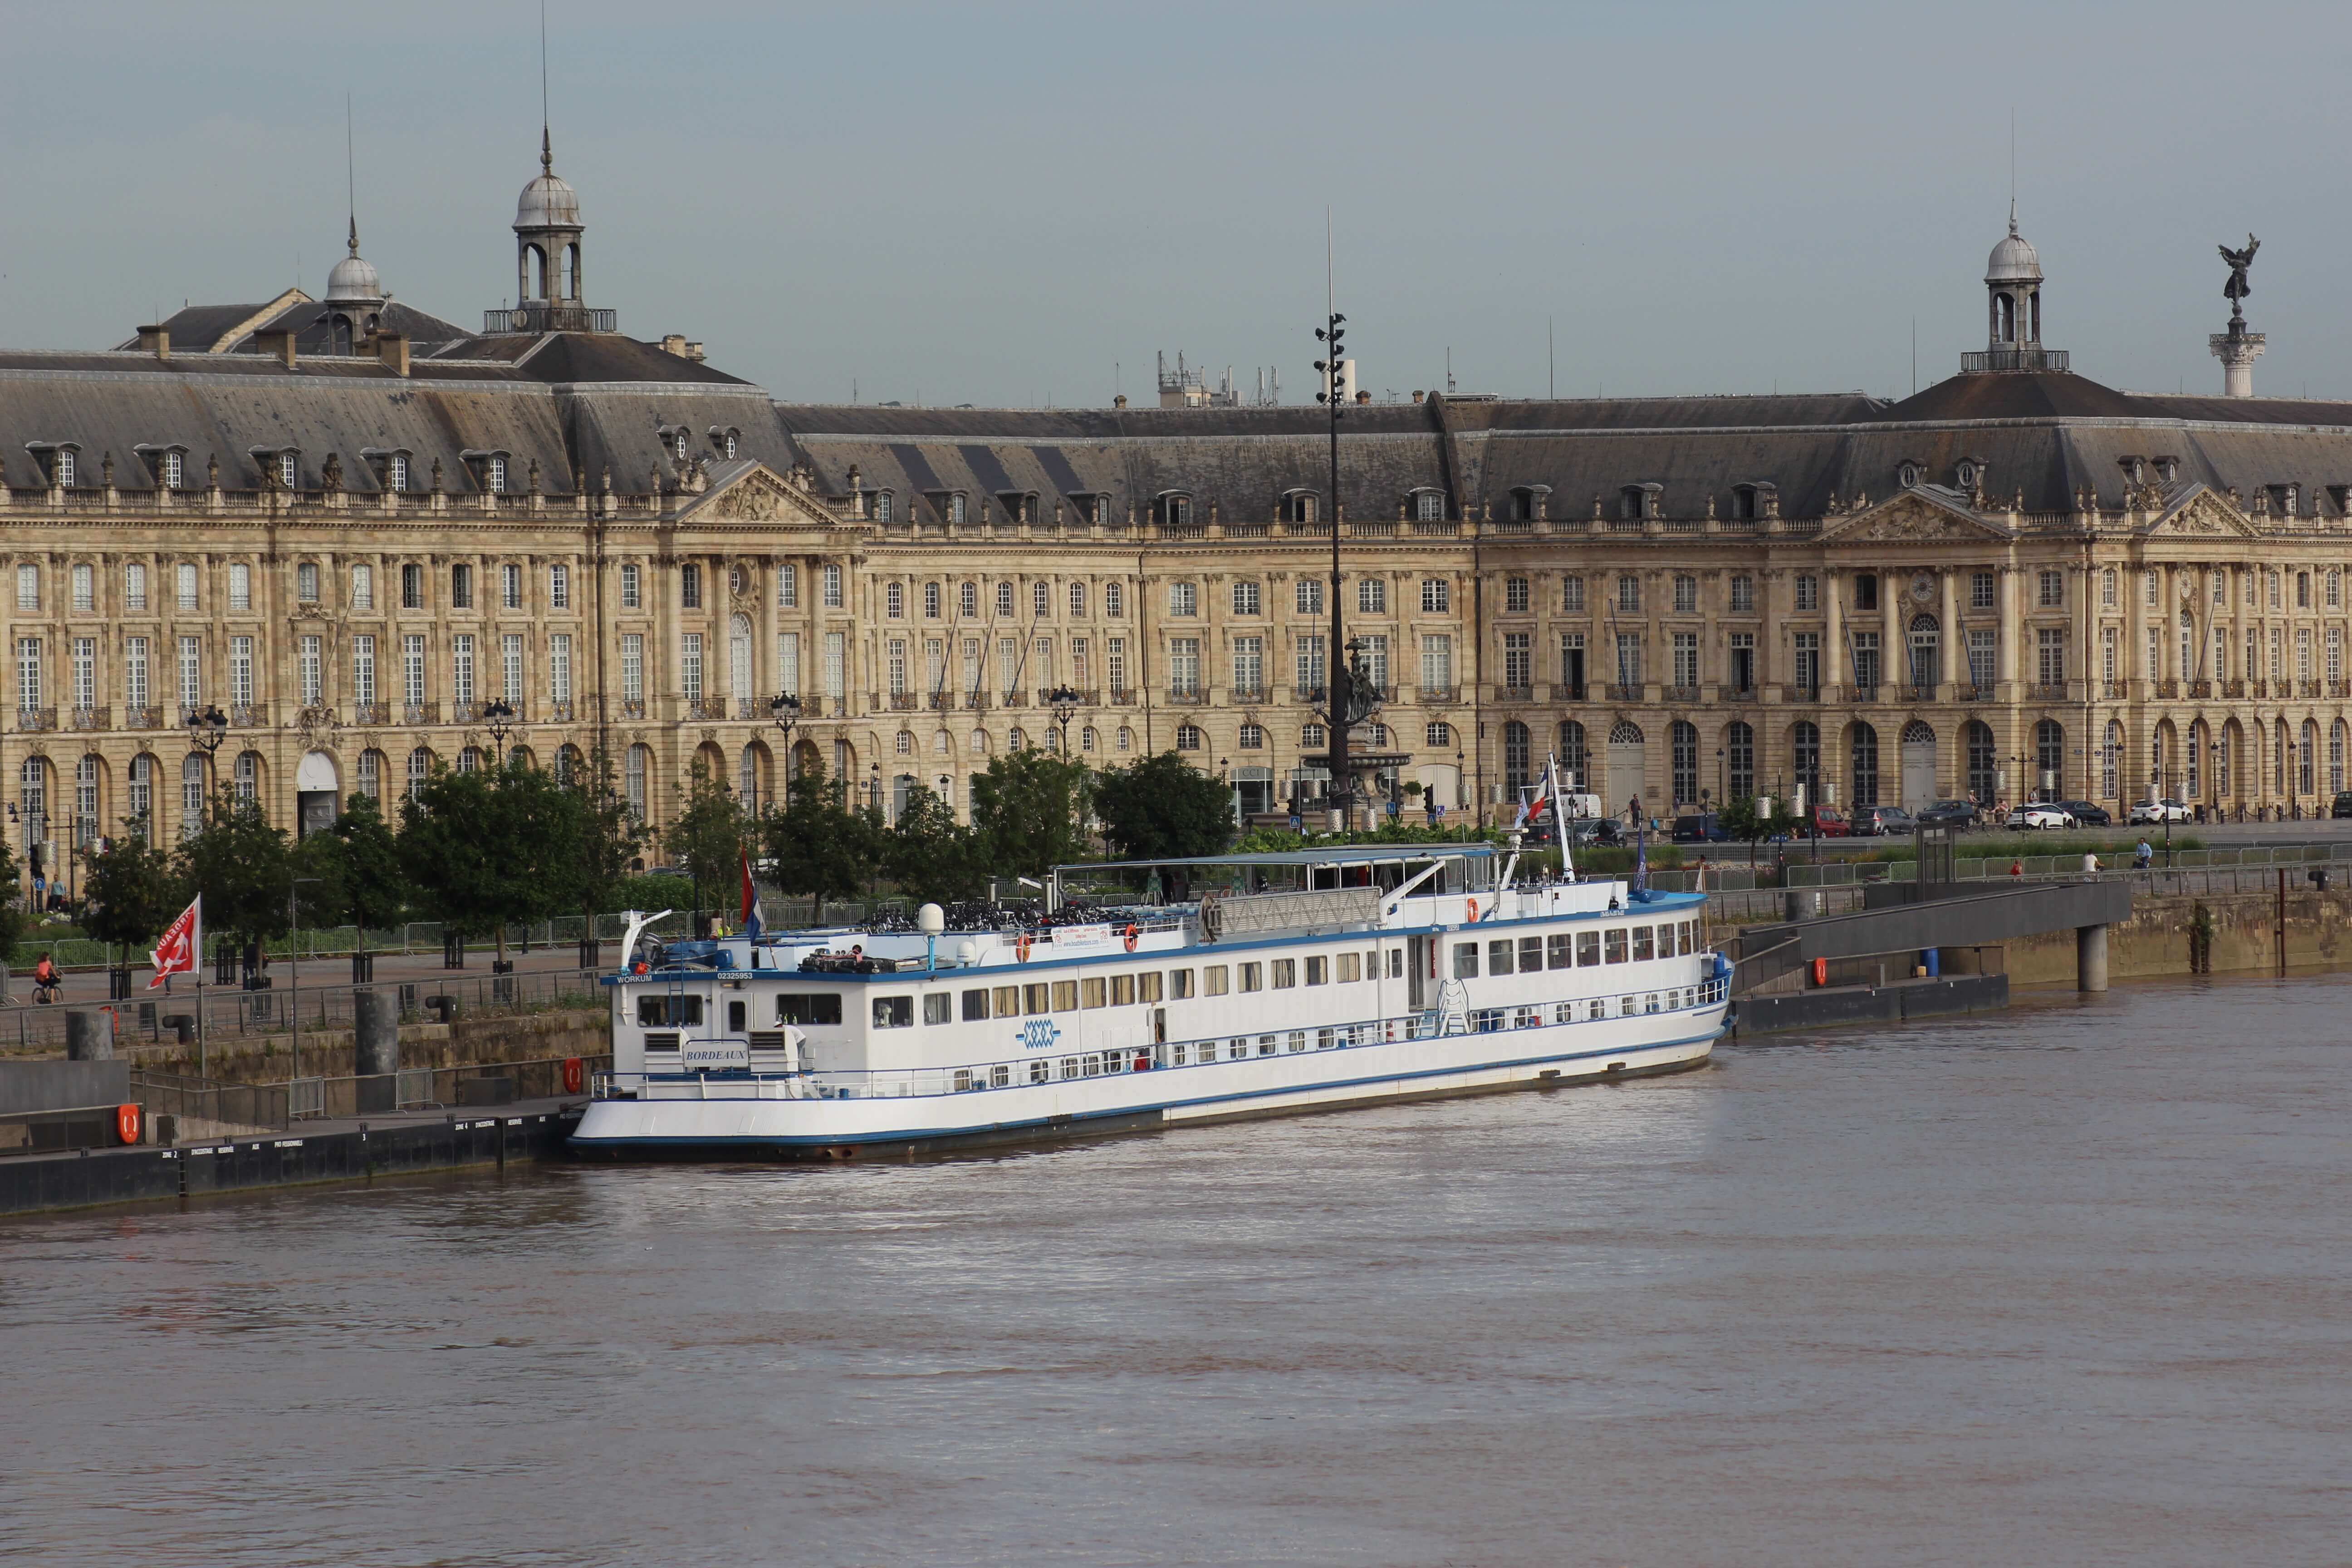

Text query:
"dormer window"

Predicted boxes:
[[389, 452, 409, 491], [57, 449, 76, 487], [871, 491, 893, 525], [1156, 492, 1194, 529], [1618, 484, 1661, 520], [1731, 484, 1761, 521], [947, 492, 968, 526], [162, 451, 183, 489], [2269, 483, 2298, 517], [2155, 456, 2180, 484], [1506, 486, 1548, 521], [1955, 460, 1980, 490], [1898, 461, 1921, 489], [672, 431, 689, 461], [1279, 490, 1319, 524], [486, 455, 507, 494], [1094, 494, 1116, 526], [278, 452, 297, 489], [1412, 490, 1444, 522], [2120, 456, 2147, 485], [709, 426, 740, 460]]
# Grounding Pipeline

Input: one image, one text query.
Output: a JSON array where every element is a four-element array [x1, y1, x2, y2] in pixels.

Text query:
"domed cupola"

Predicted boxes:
[[1964, 203, 2066, 373], [323, 216, 384, 354], [510, 126, 588, 328]]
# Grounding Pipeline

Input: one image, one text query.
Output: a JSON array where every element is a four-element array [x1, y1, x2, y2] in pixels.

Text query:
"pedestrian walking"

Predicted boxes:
[[2134, 838, 2154, 872]]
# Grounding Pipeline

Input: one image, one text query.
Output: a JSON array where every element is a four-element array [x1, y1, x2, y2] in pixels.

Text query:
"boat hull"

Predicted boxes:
[[570, 1008, 1723, 1161]]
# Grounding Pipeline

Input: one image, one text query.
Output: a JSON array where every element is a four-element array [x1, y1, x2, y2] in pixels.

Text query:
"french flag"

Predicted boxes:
[[739, 850, 764, 941]]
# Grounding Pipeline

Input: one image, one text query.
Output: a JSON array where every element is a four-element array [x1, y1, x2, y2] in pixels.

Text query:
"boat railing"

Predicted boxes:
[[593, 979, 1729, 1103]]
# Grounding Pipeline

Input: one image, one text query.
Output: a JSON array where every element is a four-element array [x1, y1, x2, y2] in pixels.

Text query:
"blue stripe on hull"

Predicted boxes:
[[569, 1019, 1723, 1153]]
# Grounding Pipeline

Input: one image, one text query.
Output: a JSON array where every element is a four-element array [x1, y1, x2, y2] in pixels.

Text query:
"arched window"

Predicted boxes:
[[1502, 720, 1531, 793], [959, 582, 979, 617], [1558, 720, 1588, 791], [1008, 726, 1027, 750], [1081, 725, 1099, 753], [2217, 724, 2234, 799], [1174, 724, 1202, 751], [2180, 610, 2195, 682], [2035, 719, 2065, 800], [233, 750, 260, 807], [895, 729, 914, 756], [1908, 613, 1939, 689], [456, 747, 480, 775], [1670, 720, 1698, 805], [357, 749, 383, 800], [2335, 721, 2349, 796], [1967, 720, 1998, 804], [1792, 721, 1821, 800], [74, 754, 100, 847], [128, 753, 153, 839], [180, 754, 205, 838], [1726, 720, 1754, 800], [2302, 718, 2320, 797], [2188, 721, 2205, 797], [1850, 722, 1880, 808], [554, 746, 579, 787], [730, 615, 754, 713], [2275, 719, 2289, 796], [739, 743, 765, 811]]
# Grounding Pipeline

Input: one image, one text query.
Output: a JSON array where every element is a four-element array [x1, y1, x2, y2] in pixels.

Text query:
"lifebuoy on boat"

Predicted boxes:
[[116, 1103, 141, 1145], [1466, 897, 1480, 924], [561, 1057, 585, 1095], [1123, 924, 1139, 952], [1016, 932, 1033, 962]]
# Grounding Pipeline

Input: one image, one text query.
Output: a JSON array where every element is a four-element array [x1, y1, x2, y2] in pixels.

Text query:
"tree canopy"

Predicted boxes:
[[970, 750, 1093, 879], [1092, 751, 1233, 861], [400, 762, 587, 943], [762, 762, 877, 921], [881, 783, 987, 904], [174, 791, 293, 946], [81, 823, 177, 954], [666, 763, 753, 916]]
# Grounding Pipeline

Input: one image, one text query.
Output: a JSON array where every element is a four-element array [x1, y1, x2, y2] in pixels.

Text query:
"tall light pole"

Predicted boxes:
[[770, 691, 801, 796], [1046, 683, 1080, 757], [288, 875, 321, 1103], [483, 698, 516, 764], [1314, 289, 1352, 832]]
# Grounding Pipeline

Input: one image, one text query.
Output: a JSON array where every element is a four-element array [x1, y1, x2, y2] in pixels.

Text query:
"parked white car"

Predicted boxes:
[[2127, 799, 2192, 825], [2006, 803, 2074, 830]]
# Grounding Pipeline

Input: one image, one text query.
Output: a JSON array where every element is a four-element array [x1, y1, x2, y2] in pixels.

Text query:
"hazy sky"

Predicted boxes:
[[6, 0, 2348, 407]]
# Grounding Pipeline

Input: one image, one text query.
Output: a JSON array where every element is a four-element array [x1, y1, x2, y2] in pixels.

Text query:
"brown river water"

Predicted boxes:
[[5, 977, 2349, 1566]]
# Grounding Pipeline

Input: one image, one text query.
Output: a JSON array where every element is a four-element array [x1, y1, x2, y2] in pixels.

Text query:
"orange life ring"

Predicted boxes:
[[1016, 931, 1033, 962], [1466, 897, 1480, 924], [1811, 957, 1828, 987], [561, 1056, 585, 1095], [1123, 924, 1139, 952], [116, 1102, 142, 1146]]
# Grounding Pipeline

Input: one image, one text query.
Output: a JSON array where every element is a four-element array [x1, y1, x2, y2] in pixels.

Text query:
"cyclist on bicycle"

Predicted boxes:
[[31, 952, 60, 1004]]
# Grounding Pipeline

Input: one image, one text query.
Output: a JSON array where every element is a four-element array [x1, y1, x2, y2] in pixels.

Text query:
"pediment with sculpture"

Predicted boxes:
[[681, 463, 843, 529], [1821, 490, 2014, 545], [2137, 485, 2259, 539]]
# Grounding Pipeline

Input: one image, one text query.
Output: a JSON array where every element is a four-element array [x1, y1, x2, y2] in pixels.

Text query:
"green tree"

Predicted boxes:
[[311, 790, 411, 947], [666, 762, 752, 920], [1715, 794, 1799, 863], [175, 791, 294, 953], [401, 761, 588, 961], [882, 784, 986, 903], [80, 824, 177, 969], [970, 750, 1093, 879], [1092, 751, 1233, 861], [573, 750, 647, 924], [763, 762, 876, 923], [0, 838, 25, 965]]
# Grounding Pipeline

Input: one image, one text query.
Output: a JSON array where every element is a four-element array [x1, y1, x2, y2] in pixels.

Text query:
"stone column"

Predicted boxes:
[[1940, 569, 1960, 698], [2076, 923, 2110, 992], [1882, 571, 1902, 695], [1823, 568, 1844, 696], [65, 1007, 114, 1060], [1997, 565, 2021, 689]]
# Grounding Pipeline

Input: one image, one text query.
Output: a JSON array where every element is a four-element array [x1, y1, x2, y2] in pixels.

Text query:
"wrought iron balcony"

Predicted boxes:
[[1166, 686, 1208, 706], [1497, 685, 1536, 704], [69, 706, 109, 731], [353, 702, 389, 725], [888, 692, 918, 711], [1604, 684, 1643, 702], [1960, 348, 2070, 373], [550, 700, 575, 722], [405, 701, 441, 725], [15, 706, 54, 732], [1228, 685, 1269, 704], [1417, 685, 1460, 705], [125, 705, 162, 730], [619, 699, 645, 720], [1661, 685, 1701, 704], [1107, 688, 1135, 706], [962, 691, 990, 711], [229, 704, 260, 727], [482, 302, 617, 334]]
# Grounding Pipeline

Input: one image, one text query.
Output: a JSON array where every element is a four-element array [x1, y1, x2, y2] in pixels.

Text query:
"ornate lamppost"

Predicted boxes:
[[1046, 684, 1081, 756], [483, 698, 516, 762], [770, 691, 801, 795]]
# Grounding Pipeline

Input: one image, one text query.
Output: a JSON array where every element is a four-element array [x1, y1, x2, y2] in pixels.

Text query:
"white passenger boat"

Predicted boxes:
[[571, 839, 1730, 1159]]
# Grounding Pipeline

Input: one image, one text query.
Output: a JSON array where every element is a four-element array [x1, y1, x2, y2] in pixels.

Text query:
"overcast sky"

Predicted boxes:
[[5, 0, 2347, 407]]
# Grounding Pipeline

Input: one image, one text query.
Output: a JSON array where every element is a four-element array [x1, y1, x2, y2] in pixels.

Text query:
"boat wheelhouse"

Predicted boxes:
[[571, 843, 1729, 1159]]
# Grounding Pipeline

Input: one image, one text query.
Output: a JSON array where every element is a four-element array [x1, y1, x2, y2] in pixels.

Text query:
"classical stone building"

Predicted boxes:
[[2, 145, 2347, 882]]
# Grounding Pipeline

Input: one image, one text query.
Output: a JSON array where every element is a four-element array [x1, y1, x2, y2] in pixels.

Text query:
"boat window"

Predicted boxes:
[[1316, 1027, 1337, 1049], [1258, 1034, 1277, 1056], [1646, 993, 1661, 1013], [1139, 972, 1163, 1003], [1305, 956, 1327, 985], [1111, 974, 1135, 1005], [923, 993, 952, 1025], [872, 996, 915, 1028], [1388, 948, 1405, 979], [1029, 1060, 1049, 1084], [1083, 977, 1107, 1008], [1203, 965, 1228, 996], [1230, 1039, 1248, 1060], [1171, 1043, 1188, 1065], [961, 989, 989, 1021], [1519, 937, 1544, 973], [991, 1064, 1011, 1088], [726, 1000, 746, 1032], [1547, 934, 1571, 970], [1604, 930, 1629, 964], [1338, 952, 1361, 983], [1633, 927, 1656, 961], [1488, 940, 1514, 975], [993, 985, 1020, 1017], [1577, 931, 1601, 966], [1453, 944, 1480, 979], [1239, 963, 1263, 992], [1553, 1003, 1572, 1024], [1686, 920, 1700, 951], [1024, 984, 1049, 1014], [1053, 980, 1078, 1010], [1287, 1031, 1306, 1052], [1083, 1053, 1103, 1077], [1060, 1056, 1079, 1080], [776, 993, 840, 1025], [1169, 968, 1194, 999], [638, 995, 705, 1026], [1271, 959, 1297, 988]]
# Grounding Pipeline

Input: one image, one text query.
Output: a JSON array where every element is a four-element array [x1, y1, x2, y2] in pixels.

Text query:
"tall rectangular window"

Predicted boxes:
[[1297, 579, 1323, 615], [125, 563, 147, 611], [621, 634, 644, 703], [401, 564, 423, 610], [1503, 632, 1531, 689], [351, 564, 373, 610], [1850, 630, 1880, 690], [1232, 581, 1261, 616], [1672, 632, 1699, 688], [926, 638, 945, 695], [778, 564, 798, 608], [502, 633, 524, 702], [298, 635, 321, 706], [680, 564, 701, 610], [1071, 637, 1090, 687], [823, 564, 843, 608], [71, 564, 93, 612], [1973, 570, 1995, 611], [1615, 633, 1642, 687], [353, 636, 376, 706], [1357, 578, 1386, 614], [503, 564, 523, 609], [551, 634, 572, 702], [1421, 634, 1452, 691], [620, 564, 641, 609], [1794, 574, 1817, 612], [961, 638, 981, 696], [1970, 629, 1994, 689], [2038, 627, 2066, 686], [16, 638, 40, 713], [1232, 636, 1263, 693], [1170, 582, 1198, 616], [1560, 576, 1584, 613], [681, 632, 703, 701], [451, 635, 475, 706], [549, 564, 570, 610], [15, 565, 37, 611], [887, 638, 908, 696], [1169, 637, 1201, 695], [1420, 578, 1450, 613], [178, 636, 201, 710], [777, 632, 800, 697], [451, 564, 474, 610], [1295, 635, 1326, 694], [229, 563, 251, 611], [1107, 637, 1128, 696], [125, 637, 149, 711], [824, 632, 845, 699], [296, 562, 319, 603], [230, 635, 254, 707], [1793, 632, 1819, 694], [176, 563, 198, 610], [70, 637, 93, 709], [403, 635, 427, 706], [997, 637, 1019, 696]]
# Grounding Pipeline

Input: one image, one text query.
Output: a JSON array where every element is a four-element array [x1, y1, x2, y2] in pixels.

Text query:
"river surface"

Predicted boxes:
[[5, 977, 2349, 1566]]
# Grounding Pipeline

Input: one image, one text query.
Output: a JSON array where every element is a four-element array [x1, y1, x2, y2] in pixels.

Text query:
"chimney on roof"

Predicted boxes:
[[136, 325, 171, 362], [1113, 394, 1127, 409], [1412, 389, 1425, 403], [255, 329, 297, 369], [659, 333, 706, 363], [376, 332, 410, 378]]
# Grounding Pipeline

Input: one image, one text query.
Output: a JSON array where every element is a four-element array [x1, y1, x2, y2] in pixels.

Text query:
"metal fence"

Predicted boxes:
[[129, 1054, 611, 1133], [1638, 838, 2352, 896]]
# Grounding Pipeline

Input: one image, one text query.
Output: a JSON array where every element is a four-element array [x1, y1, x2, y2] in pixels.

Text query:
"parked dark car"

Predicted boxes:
[[1671, 812, 1732, 843], [1915, 799, 1979, 828], [2058, 800, 2112, 827], [1563, 817, 1625, 848], [1855, 806, 1916, 836], [2333, 791, 2352, 819]]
